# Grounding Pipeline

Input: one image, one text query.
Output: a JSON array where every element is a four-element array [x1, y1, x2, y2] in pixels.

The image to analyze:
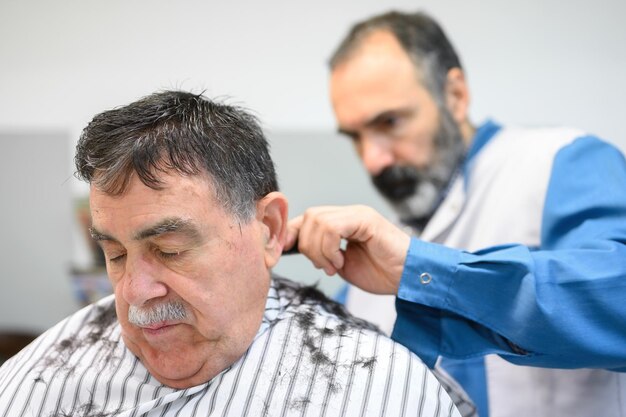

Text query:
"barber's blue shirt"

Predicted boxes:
[[392, 122, 626, 372]]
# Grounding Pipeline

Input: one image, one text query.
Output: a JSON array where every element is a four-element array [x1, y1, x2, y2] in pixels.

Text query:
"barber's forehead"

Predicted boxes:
[[336, 30, 423, 84], [331, 31, 422, 92], [348, 30, 406, 59]]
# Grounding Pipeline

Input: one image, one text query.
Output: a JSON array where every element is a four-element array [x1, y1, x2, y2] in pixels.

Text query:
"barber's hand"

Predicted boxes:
[[285, 205, 411, 295]]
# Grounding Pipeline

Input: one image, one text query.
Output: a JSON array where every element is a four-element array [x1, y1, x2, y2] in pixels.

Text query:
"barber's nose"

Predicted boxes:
[[360, 135, 394, 176], [122, 255, 168, 307]]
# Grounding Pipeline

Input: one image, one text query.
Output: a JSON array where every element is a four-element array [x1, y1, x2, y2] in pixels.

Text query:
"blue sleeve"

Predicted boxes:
[[391, 136, 626, 371]]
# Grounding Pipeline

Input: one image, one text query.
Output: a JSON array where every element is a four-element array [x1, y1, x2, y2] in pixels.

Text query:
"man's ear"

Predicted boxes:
[[256, 191, 288, 268], [444, 67, 470, 125]]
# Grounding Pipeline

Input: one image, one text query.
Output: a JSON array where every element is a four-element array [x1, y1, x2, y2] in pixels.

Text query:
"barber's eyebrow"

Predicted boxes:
[[89, 218, 202, 243], [369, 108, 413, 126], [337, 127, 357, 138], [337, 108, 412, 138]]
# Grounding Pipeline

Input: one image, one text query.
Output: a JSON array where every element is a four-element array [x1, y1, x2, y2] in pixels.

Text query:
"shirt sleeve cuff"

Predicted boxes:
[[397, 237, 462, 310]]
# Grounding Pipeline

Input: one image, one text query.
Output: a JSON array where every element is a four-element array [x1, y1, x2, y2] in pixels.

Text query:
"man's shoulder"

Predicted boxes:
[[266, 277, 433, 377], [0, 295, 128, 415], [233, 278, 463, 416], [0, 294, 120, 375], [271, 277, 380, 331]]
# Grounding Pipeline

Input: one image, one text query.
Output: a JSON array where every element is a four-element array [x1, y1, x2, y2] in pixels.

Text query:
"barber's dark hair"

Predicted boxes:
[[329, 11, 462, 103], [75, 90, 278, 221]]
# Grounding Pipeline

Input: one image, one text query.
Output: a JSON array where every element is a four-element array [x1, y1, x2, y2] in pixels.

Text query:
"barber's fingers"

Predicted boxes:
[[285, 215, 303, 251], [285, 213, 342, 273], [296, 207, 337, 274], [320, 230, 344, 275], [295, 205, 372, 275], [287, 205, 409, 294], [302, 219, 344, 275]]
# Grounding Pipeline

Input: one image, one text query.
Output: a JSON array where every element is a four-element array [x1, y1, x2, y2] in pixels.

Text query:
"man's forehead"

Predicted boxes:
[[90, 216, 203, 244], [90, 210, 211, 242], [89, 170, 216, 205], [87, 172, 227, 238], [96, 167, 209, 188]]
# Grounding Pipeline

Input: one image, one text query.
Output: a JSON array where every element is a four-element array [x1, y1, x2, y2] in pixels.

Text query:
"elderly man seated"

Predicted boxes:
[[0, 91, 471, 417]]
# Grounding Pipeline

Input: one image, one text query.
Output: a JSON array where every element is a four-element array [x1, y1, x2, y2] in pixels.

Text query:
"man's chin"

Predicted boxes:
[[123, 332, 244, 389], [150, 366, 206, 389], [122, 333, 202, 387]]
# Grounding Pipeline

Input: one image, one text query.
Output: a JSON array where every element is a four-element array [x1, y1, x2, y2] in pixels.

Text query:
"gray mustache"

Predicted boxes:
[[128, 301, 188, 327]]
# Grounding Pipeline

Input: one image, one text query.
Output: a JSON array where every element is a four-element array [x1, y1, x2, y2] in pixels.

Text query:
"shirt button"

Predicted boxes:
[[420, 272, 432, 285]]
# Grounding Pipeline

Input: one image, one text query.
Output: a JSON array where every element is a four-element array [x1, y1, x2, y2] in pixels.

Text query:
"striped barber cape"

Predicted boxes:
[[0, 277, 464, 417]]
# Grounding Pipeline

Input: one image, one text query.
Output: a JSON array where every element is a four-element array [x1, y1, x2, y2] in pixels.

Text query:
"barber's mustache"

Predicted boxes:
[[128, 301, 188, 327], [371, 166, 420, 201]]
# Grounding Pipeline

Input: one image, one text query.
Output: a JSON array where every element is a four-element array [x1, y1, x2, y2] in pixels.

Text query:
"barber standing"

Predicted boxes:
[[286, 11, 626, 417]]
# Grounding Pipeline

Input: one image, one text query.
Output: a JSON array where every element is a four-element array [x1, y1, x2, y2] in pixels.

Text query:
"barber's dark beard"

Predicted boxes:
[[371, 109, 465, 234], [372, 165, 421, 202]]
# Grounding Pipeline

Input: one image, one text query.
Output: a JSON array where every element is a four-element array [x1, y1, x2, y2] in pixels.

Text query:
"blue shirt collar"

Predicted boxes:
[[462, 120, 501, 182], [466, 119, 501, 163]]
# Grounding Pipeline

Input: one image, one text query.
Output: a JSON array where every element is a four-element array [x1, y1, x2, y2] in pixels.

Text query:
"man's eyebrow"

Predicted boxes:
[[133, 218, 201, 241], [89, 227, 114, 242]]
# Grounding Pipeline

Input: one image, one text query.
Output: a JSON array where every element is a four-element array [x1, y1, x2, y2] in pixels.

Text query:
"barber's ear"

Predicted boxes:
[[256, 192, 288, 268], [444, 68, 470, 125]]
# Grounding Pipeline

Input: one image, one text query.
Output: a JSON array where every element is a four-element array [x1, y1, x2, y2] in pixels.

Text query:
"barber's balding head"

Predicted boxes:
[[329, 11, 471, 228], [330, 11, 462, 104]]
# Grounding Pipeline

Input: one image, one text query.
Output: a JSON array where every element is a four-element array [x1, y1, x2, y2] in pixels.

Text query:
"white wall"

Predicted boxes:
[[1, 0, 625, 144], [0, 132, 76, 332], [1, 0, 625, 329]]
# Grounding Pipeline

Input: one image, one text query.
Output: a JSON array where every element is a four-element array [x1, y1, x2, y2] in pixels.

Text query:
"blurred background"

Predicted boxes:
[[1, 0, 625, 347]]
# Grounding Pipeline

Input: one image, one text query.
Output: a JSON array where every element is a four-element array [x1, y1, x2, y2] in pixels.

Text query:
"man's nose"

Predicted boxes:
[[360, 134, 395, 176], [122, 255, 168, 307]]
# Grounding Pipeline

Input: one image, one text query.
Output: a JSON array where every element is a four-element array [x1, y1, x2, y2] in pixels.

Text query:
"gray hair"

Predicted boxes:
[[75, 91, 278, 222], [329, 11, 462, 105]]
